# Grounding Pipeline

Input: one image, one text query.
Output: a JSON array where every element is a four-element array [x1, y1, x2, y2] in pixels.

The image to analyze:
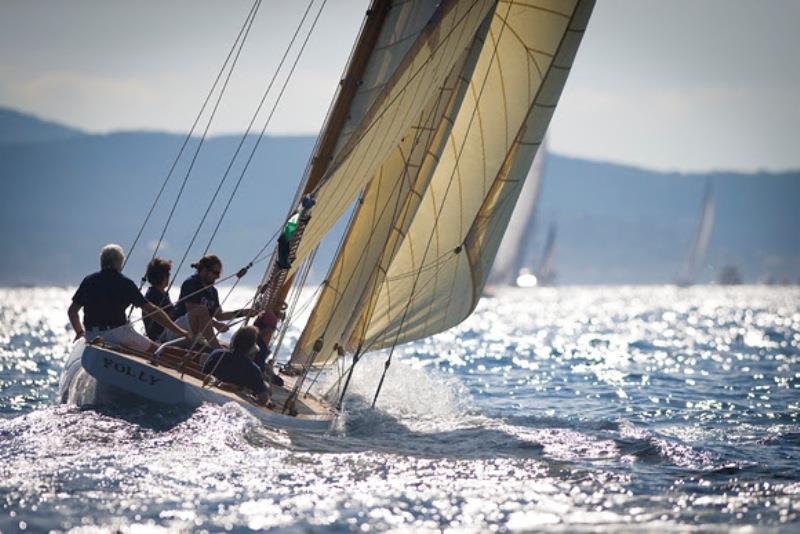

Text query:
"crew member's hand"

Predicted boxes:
[[242, 308, 258, 318], [179, 328, 192, 339], [214, 321, 229, 333], [74, 330, 85, 342]]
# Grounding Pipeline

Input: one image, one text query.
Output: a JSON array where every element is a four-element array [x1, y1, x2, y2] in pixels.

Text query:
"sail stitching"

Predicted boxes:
[[460, 0, 584, 307], [370, 1, 510, 394], [306, 1, 479, 243]]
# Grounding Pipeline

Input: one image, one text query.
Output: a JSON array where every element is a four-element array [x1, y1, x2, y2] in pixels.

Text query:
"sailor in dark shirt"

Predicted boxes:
[[68, 244, 189, 354], [165, 254, 256, 348], [143, 257, 174, 341], [203, 325, 271, 405]]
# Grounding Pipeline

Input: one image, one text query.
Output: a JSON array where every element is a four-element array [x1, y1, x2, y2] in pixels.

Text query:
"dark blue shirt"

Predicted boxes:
[[144, 286, 173, 341], [172, 274, 219, 321], [203, 349, 267, 395], [72, 268, 148, 329]]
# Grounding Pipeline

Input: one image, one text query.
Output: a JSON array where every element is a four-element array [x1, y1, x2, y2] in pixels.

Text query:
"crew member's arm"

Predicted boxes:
[[254, 335, 270, 372], [187, 302, 221, 348], [142, 302, 190, 339], [67, 302, 84, 341], [212, 320, 229, 333], [216, 307, 257, 321]]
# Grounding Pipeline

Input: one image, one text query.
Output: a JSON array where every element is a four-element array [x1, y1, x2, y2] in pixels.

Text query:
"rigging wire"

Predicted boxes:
[[169, 0, 318, 283], [202, 0, 330, 257], [298, 72, 455, 397], [123, 0, 262, 270], [156, 0, 265, 288], [301, 0, 485, 204]]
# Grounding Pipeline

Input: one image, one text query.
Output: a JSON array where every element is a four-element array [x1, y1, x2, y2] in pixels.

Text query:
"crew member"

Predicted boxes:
[[143, 257, 174, 341], [68, 244, 189, 353], [203, 325, 271, 406], [166, 254, 256, 348]]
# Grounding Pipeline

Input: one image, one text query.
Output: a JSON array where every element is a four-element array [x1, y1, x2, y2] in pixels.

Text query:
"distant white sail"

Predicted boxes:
[[678, 179, 714, 285], [537, 222, 557, 285], [489, 142, 547, 287]]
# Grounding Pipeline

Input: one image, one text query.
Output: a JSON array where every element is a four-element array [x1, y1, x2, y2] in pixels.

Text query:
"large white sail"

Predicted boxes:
[[286, 0, 496, 278], [290, 15, 493, 366], [488, 142, 547, 286], [356, 0, 594, 350]]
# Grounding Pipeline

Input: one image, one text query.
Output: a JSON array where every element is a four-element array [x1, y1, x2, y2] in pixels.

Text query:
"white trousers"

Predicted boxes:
[[86, 324, 154, 353]]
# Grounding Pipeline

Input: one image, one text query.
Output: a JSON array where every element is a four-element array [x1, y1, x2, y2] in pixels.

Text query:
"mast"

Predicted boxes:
[[258, 0, 391, 334]]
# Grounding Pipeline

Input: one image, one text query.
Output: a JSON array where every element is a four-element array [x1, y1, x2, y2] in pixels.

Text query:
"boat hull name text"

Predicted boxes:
[[102, 357, 161, 386]]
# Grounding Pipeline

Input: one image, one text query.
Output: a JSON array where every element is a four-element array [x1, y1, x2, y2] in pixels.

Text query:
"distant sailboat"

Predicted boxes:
[[677, 179, 714, 286], [488, 143, 547, 288], [535, 222, 557, 286]]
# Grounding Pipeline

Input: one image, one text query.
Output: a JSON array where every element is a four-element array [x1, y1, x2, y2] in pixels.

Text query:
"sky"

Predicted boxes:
[[1, 0, 799, 173]]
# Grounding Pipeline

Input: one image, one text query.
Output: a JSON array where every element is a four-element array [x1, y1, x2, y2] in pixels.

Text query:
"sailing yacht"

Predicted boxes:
[[60, 0, 595, 432], [677, 179, 714, 287], [488, 143, 546, 288], [535, 223, 558, 286]]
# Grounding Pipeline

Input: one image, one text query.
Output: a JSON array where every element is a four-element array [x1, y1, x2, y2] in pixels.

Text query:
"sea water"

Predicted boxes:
[[0, 286, 798, 532]]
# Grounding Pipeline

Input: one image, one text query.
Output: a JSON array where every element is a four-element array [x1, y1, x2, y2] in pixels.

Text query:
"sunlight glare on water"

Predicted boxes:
[[0, 285, 798, 532]]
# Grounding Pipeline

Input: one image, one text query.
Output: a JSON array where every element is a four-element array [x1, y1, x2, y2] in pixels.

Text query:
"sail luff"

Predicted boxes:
[[256, 0, 393, 319]]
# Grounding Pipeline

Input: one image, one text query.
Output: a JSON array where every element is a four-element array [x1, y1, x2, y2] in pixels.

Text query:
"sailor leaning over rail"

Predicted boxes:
[[68, 244, 190, 354]]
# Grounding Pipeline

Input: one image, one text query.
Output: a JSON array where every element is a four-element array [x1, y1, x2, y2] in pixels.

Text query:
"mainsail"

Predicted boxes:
[[678, 179, 714, 285], [283, 0, 594, 366], [488, 142, 547, 287]]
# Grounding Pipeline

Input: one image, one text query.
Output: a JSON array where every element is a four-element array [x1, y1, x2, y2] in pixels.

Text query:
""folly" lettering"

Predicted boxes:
[[102, 357, 161, 386]]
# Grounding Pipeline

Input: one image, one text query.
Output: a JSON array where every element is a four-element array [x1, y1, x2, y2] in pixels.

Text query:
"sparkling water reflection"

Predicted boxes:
[[0, 286, 798, 532]]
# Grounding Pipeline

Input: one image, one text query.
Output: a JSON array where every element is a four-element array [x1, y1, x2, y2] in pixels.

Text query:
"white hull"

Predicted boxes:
[[59, 341, 337, 433]]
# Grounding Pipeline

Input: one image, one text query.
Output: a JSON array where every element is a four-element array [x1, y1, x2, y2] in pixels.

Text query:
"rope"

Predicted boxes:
[[202, 0, 330, 256], [123, 0, 262, 269], [158, 0, 265, 293], [297, 80, 450, 394], [169, 0, 318, 284]]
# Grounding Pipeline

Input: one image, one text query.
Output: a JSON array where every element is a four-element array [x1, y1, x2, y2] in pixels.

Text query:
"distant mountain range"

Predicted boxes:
[[1, 107, 798, 286]]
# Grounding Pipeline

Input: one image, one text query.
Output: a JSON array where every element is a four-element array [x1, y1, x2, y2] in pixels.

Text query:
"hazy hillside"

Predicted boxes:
[[0, 107, 85, 145], [1, 109, 798, 286]]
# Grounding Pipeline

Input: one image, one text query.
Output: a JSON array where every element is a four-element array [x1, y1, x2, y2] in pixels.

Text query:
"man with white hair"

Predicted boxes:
[[67, 244, 189, 354]]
